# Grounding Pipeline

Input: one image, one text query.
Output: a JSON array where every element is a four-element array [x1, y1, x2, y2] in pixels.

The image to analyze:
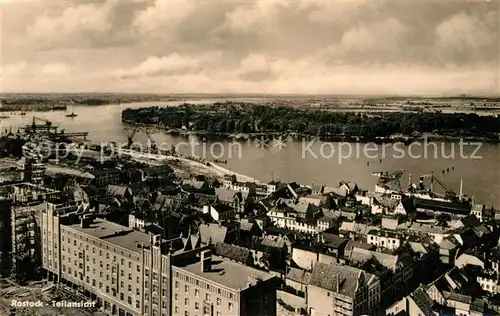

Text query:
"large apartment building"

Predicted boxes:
[[40, 202, 277, 316]]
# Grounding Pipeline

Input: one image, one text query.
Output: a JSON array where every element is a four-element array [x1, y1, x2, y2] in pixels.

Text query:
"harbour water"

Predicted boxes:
[[1, 101, 498, 207]]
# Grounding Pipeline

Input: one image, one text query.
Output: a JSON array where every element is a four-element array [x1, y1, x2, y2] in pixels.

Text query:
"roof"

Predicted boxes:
[[323, 186, 347, 197], [319, 233, 348, 248], [142, 165, 172, 176], [64, 219, 151, 254], [410, 288, 436, 316], [340, 221, 377, 236], [286, 267, 311, 284], [350, 247, 414, 272], [199, 223, 227, 244], [174, 255, 274, 291], [89, 168, 120, 177], [106, 185, 131, 198], [239, 220, 254, 232], [308, 262, 378, 298], [215, 188, 248, 203], [213, 242, 250, 264], [182, 180, 206, 190], [261, 235, 285, 248], [311, 184, 324, 193]]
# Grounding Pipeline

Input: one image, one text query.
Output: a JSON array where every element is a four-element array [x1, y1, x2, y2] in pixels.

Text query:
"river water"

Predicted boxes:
[[0, 100, 498, 207]]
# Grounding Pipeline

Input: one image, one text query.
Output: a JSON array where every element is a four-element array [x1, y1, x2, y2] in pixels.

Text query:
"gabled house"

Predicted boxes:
[[215, 188, 250, 214], [106, 184, 133, 203], [202, 204, 236, 222], [307, 262, 380, 316], [181, 179, 210, 193], [339, 181, 358, 195], [73, 184, 100, 203], [386, 287, 438, 316]]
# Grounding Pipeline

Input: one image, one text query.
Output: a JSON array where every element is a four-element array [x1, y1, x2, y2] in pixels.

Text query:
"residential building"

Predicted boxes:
[[171, 250, 278, 316], [367, 230, 403, 250], [307, 262, 381, 316]]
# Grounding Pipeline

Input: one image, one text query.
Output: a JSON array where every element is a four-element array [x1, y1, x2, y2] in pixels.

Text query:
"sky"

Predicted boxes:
[[1, 0, 499, 95]]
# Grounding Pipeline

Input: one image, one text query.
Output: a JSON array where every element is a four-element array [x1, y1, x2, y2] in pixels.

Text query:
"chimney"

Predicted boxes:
[[80, 214, 92, 228], [201, 250, 212, 272]]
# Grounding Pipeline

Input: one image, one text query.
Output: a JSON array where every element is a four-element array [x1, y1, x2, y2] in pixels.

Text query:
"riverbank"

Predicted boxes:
[[122, 121, 500, 144], [118, 148, 262, 183], [0, 105, 67, 112]]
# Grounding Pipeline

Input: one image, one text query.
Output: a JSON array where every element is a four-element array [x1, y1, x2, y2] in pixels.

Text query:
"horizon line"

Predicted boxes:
[[1, 92, 499, 99]]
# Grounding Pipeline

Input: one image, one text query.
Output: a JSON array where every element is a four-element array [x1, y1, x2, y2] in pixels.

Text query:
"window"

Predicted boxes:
[[135, 301, 140, 308], [184, 298, 188, 306], [120, 293, 124, 301], [127, 296, 132, 305], [128, 285, 132, 291], [229, 302, 233, 311], [195, 289, 199, 298], [184, 312, 188, 316], [175, 281, 179, 289], [185, 285, 189, 293], [174, 306, 178, 314], [205, 293, 210, 301], [175, 294, 178, 301], [195, 302, 199, 311], [217, 298, 221, 306]]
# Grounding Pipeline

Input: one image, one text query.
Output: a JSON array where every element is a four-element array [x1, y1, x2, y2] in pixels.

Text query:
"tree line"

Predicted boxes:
[[122, 103, 500, 140]]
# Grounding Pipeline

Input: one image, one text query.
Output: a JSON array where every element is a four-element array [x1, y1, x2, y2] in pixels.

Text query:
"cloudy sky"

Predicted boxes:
[[1, 0, 499, 95]]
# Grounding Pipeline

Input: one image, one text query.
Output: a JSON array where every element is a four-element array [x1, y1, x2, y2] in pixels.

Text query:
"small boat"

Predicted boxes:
[[66, 112, 78, 118], [19, 111, 26, 116]]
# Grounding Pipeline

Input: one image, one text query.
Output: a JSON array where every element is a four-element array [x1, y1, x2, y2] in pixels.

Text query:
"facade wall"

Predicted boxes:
[[40, 204, 171, 316]]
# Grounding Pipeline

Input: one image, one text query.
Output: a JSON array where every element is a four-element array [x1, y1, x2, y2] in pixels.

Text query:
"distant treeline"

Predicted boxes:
[[122, 103, 500, 140]]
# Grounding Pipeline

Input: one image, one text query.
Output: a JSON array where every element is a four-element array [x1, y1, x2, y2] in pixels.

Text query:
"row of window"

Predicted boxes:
[[174, 271, 236, 301], [61, 230, 140, 262]]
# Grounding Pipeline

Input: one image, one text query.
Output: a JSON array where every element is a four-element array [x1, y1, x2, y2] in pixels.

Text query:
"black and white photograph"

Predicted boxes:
[[0, 0, 499, 315]]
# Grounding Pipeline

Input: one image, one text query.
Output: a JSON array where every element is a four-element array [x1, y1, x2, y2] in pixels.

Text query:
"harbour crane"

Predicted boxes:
[[31, 116, 57, 134], [125, 126, 139, 149], [420, 174, 458, 201], [144, 130, 157, 153]]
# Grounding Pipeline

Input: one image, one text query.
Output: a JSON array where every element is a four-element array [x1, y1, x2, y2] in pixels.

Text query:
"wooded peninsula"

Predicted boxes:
[[122, 103, 500, 142]]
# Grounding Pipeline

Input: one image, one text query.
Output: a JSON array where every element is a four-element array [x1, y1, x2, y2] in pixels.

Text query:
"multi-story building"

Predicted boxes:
[[267, 208, 335, 235], [171, 249, 277, 316], [40, 202, 278, 316], [367, 230, 403, 250], [307, 262, 381, 316]]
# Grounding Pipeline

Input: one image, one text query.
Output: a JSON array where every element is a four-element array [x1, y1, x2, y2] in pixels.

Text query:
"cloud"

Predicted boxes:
[[435, 11, 499, 64], [115, 52, 222, 79], [132, 0, 195, 38], [26, 2, 115, 41], [222, 0, 289, 34], [2, 1, 499, 95], [40, 63, 71, 76]]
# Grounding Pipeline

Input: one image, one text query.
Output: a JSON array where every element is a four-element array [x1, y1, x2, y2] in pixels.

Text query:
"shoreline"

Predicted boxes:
[[122, 121, 500, 144]]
